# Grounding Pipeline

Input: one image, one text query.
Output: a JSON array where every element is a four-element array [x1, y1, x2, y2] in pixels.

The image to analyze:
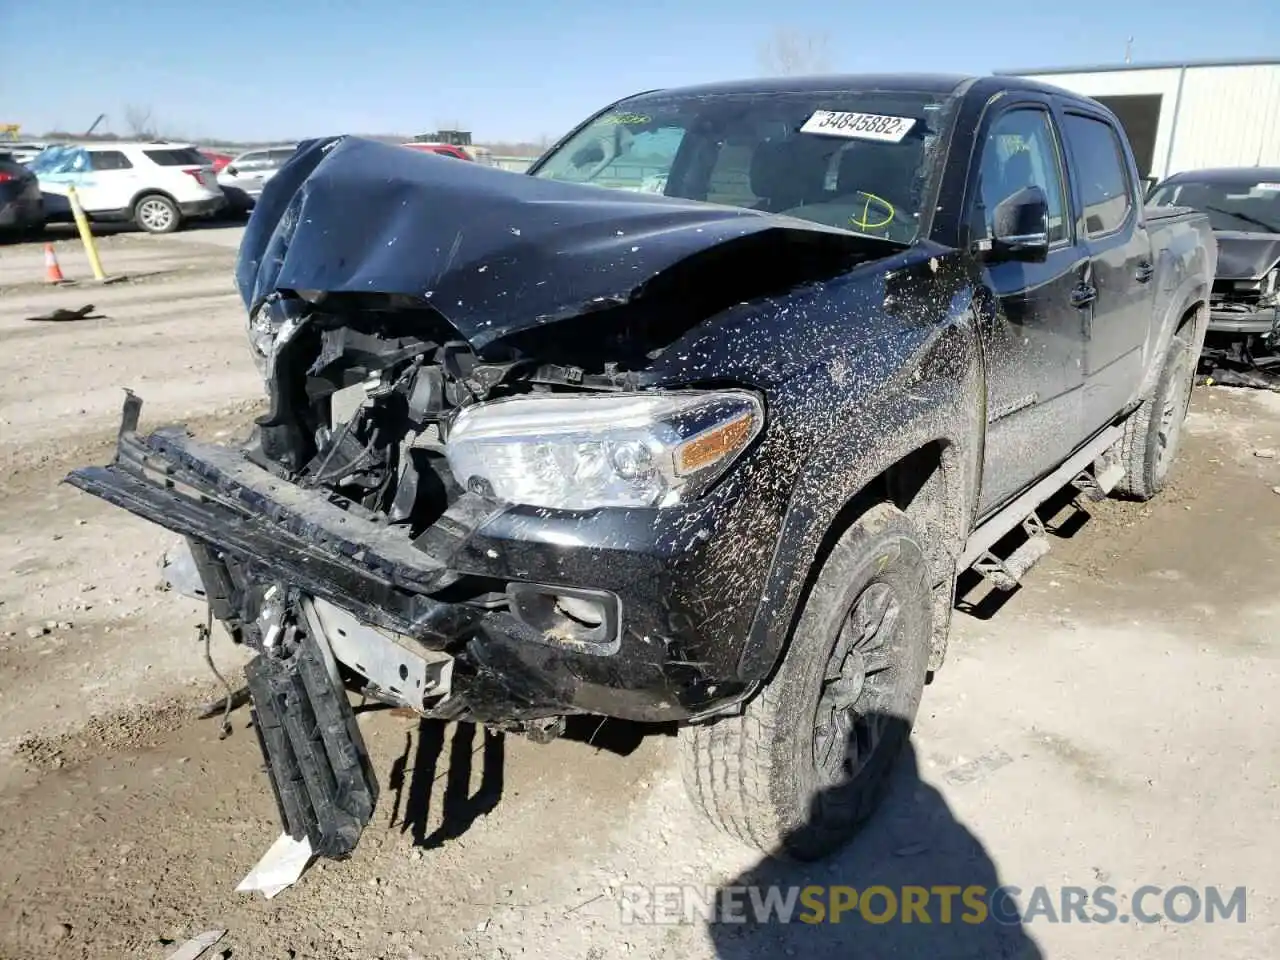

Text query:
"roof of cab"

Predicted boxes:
[[618, 72, 1076, 100], [626, 73, 973, 99]]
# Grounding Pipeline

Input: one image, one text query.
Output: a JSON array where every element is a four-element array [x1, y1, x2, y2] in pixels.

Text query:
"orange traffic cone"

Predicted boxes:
[[44, 243, 67, 284]]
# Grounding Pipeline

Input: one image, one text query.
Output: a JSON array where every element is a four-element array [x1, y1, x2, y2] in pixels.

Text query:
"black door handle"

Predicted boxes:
[[1136, 261, 1154, 283], [1070, 283, 1097, 308]]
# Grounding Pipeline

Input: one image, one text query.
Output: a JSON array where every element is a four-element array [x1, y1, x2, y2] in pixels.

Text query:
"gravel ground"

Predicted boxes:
[[0, 227, 1276, 959]]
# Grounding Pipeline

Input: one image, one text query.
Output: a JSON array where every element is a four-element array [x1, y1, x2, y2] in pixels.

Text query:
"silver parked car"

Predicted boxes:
[[4, 141, 54, 165], [217, 144, 298, 213]]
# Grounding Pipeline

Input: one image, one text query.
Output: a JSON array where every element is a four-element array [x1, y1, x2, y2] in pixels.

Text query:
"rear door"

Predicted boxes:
[[1057, 108, 1154, 426], [84, 149, 139, 212], [970, 101, 1091, 515]]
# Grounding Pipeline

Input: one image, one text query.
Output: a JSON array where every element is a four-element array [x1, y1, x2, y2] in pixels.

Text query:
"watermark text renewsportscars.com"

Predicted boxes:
[[618, 884, 1247, 926]]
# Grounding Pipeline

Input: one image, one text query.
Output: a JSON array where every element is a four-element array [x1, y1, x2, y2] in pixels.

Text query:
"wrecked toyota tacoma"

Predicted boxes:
[[1148, 167, 1280, 389], [67, 74, 1216, 861]]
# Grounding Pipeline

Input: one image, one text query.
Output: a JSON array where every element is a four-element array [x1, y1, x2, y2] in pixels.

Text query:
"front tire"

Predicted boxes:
[[1114, 332, 1195, 500], [134, 194, 181, 234], [679, 503, 933, 860]]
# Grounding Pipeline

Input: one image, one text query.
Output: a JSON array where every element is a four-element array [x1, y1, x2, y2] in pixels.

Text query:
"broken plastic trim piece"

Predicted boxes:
[[235, 833, 313, 900], [245, 627, 378, 859], [164, 929, 228, 960]]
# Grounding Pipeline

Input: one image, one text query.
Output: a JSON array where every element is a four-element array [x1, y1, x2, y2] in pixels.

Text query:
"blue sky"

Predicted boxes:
[[2, 0, 1275, 144]]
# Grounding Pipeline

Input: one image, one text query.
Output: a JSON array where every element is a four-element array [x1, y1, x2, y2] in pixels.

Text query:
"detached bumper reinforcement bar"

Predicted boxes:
[[63, 394, 494, 645]]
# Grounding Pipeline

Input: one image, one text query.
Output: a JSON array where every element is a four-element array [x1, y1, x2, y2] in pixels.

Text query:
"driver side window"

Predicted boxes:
[[541, 123, 686, 194], [590, 127, 684, 194], [972, 108, 1070, 245]]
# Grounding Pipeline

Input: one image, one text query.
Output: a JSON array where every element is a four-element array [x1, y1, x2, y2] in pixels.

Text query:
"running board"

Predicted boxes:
[[972, 515, 1052, 590], [961, 424, 1125, 585], [1071, 461, 1125, 502]]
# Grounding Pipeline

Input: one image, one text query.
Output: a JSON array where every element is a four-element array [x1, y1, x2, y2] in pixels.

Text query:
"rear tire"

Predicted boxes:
[[679, 503, 933, 860], [134, 193, 180, 234], [1114, 332, 1194, 501]]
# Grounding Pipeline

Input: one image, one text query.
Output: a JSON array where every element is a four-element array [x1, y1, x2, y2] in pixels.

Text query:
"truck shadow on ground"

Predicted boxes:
[[386, 720, 506, 848], [706, 718, 1043, 960], [383, 714, 666, 848]]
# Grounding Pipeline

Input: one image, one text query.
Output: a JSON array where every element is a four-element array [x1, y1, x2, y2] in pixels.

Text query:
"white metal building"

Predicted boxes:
[[998, 58, 1280, 184]]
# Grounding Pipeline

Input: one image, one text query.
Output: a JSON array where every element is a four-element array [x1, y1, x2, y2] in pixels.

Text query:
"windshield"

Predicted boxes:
[[27, 145, 90, 175], [1149, 177, 1280, 234], [531, 89, 955, 244]]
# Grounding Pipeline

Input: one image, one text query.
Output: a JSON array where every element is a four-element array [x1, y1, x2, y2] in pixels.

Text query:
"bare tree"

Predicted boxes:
[[757, 27, 832, 76], [124, 103, 155, 138]]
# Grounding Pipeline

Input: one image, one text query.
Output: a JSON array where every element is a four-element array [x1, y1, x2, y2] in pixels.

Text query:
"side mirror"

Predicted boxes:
[[988, 185, 1050, 262], [224, 165, 238, 176]]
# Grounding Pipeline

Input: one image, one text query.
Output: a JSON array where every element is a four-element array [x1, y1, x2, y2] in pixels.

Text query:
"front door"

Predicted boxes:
[[971, 104, 1091, 516]]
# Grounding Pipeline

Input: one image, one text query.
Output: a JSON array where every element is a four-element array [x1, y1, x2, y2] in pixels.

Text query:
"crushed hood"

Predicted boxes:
[[1212, 231, 1280, 281], [235, 136, 872, 350]]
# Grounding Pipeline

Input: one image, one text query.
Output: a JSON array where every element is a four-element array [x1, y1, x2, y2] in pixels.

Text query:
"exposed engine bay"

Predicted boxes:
[[1200, 270, 1280, 391], [250, 296, 632, 531]]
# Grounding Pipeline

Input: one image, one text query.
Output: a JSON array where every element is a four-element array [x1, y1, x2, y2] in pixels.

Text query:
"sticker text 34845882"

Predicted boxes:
[[800, 111, 917, 143]]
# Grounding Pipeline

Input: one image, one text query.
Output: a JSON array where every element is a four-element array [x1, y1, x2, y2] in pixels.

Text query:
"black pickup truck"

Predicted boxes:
[[68, 73, 1215, 862]]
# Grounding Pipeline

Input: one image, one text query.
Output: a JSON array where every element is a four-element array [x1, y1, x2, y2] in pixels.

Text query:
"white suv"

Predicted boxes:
[[28, 141, 225, 233]]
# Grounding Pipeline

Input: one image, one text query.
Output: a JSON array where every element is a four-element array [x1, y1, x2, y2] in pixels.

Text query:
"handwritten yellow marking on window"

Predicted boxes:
[[849, 192, 895, 231], [600, 113, 651, 126]]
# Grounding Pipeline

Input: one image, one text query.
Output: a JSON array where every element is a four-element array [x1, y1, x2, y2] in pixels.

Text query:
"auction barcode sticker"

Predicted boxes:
[[801, 110, 917, 142]]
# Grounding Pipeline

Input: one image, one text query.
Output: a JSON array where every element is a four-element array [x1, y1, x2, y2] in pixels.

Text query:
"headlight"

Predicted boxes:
[[246, 301, 303, 376], [246, 306, 278, 370], [444, 390, 764, 510]]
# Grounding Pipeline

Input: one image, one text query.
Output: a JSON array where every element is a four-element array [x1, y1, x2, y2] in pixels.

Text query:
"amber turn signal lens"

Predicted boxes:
[[675, 411, 757, 475]]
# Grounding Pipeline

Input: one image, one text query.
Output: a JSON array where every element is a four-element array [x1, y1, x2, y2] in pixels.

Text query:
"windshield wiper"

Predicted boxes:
[[1204, 204, 1280, 235]]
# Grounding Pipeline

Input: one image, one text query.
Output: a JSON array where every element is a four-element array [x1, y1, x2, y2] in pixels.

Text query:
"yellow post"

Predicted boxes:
[[65, 185, 107, 281]]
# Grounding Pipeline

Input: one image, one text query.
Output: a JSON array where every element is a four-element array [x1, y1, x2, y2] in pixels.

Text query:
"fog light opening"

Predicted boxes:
[[554, 594, 605, 627]]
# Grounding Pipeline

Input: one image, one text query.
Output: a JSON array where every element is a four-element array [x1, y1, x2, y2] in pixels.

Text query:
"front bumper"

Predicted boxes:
[[0, 192, 42, 228], [1208, 304, 1279, 336], [66, 394, 762, 725]]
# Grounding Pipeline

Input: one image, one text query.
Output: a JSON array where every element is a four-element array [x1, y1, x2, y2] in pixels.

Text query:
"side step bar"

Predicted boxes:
[[245, 629, 378, 859], [1071, 461, 1124, 502], [971, 515, 1052, 591], [961, 424, 1124, 590]]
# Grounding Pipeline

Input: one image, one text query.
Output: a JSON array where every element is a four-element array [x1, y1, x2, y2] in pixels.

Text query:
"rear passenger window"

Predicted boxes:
[[90, 151, 133, 171], [1062, 114, 1132, 236], [144, 148, 209, 166]]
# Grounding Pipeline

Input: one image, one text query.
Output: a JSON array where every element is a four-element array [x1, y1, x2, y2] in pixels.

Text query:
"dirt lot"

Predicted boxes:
[[0, 228, 1277, 959]]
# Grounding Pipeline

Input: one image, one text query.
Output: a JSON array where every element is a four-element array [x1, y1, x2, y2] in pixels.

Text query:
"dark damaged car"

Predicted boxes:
[[68, 74, 1216, 861], [1149, 168, 1280, 386]]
